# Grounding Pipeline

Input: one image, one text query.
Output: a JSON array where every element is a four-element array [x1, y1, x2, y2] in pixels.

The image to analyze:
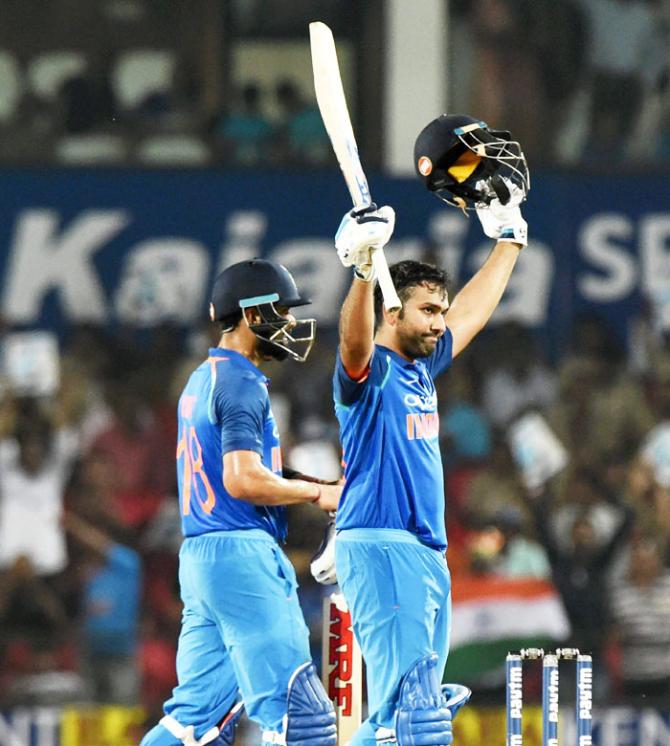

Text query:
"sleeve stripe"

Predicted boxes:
[[380, 356, 392, 389], [343, 365, 370, 383], [207, 356, 228, 424]]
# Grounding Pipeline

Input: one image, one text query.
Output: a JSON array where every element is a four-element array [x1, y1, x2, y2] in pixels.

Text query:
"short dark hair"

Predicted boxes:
[[218, 310, 243, 333], [373, 260, 449, 327]]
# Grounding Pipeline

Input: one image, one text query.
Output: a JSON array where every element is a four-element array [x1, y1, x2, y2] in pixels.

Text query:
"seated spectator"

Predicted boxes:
[[212, 82, 273, 166], [64, 510, 142, 705], [133, 59, 203, 133], [57, 56, 116, 135], [273, 79, 330, 165], [608, 535, 670, 704]]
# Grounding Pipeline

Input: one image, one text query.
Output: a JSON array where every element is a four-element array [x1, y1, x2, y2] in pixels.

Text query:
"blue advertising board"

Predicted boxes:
[[0, 169, 664, 358]]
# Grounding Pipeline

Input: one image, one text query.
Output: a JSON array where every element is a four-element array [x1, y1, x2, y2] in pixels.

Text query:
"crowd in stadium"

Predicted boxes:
[[0, 0, 668, 168], [0, 1, 670, 742], [0, 294, 670, 729]]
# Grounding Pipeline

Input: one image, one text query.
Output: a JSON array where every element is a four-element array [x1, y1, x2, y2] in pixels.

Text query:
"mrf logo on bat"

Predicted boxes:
[[326, 601, 356, 713]]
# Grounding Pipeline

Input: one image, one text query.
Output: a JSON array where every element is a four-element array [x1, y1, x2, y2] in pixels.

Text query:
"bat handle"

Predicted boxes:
[[372, 250, 401, 311]]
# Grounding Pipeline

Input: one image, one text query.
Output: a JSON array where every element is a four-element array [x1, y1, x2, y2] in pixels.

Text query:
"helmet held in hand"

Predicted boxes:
[[414, 113, 530, 210]]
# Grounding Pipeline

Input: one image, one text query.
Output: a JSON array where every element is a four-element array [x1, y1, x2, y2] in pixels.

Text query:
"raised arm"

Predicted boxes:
[[446, 181, 528, 358], [339, 277, 376, 378], [446, 241, 522, 358], [335, 206, 395, 378]]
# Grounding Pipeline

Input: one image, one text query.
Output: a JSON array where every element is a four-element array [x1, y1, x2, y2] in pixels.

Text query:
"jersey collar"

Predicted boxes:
[[208, 347, 269, 382], [376, 344, 425, 370]]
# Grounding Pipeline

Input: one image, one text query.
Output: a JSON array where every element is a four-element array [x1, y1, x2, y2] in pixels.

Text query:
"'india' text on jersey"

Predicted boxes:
[[333, 332, 453, 550]]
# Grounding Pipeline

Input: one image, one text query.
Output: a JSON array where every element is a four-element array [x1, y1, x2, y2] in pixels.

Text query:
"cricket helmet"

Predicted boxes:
[[210, 259, 315, 362], [414, 114, 530, 210]]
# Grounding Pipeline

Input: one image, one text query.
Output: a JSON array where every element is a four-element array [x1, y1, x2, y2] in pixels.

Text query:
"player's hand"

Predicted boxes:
[[316, 483, 343, 512], [475, 180, 527, 248], [335, 204, 395, 281], [310, 513, 337, 585]]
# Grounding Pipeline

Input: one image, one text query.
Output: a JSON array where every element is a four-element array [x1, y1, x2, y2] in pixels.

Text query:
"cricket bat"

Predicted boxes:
[[322, 592, 363, 745], [309, 21, 402, 312]]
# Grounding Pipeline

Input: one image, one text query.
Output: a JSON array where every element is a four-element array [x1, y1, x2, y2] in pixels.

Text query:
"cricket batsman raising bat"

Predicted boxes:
[[309, 21, 401, 312], [319, 103, 530, 745]]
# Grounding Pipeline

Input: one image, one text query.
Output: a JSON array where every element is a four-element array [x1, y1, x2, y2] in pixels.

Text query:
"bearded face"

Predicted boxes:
[[392, 283, 449, 359]]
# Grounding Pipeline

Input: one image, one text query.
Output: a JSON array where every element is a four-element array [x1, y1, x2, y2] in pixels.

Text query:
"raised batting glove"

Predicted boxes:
[[475, 179, 528, 248], [335, 204, 395, 281]]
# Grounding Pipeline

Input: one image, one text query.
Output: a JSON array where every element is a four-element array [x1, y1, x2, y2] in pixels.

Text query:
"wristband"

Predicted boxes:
[[353, 266, 375, 282]]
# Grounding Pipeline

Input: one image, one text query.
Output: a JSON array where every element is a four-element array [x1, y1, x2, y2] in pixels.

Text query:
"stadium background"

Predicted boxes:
[[0, 1, 669, 744]]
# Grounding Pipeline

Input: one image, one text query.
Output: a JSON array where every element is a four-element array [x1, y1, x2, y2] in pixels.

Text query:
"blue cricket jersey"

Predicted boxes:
[[333, 331, 453, 550], [177, 348, 285, 540]]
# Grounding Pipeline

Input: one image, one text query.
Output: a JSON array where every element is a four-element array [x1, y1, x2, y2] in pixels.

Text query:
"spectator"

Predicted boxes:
[[212, 82, 273, 165], [87, 383, 166, 530], [439, 361, 491, 467], [577, 0, 658, 164], [466, 0, 547, 158], [0, 411, 78, 577], [608, 535, 670, 703], [468, 506, 551, 579], [273, 79, 330, 165], [525, 484, 635, 659], [553, 465, 625, 551], [57, 56, 116, 135], [64, 510, 142, 705], [133, 58, 203, 133], [628, 454, 670, 552]]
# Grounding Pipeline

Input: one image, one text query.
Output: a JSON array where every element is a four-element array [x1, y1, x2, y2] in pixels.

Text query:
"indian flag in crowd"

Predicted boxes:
[[444, 576, 570, 684]]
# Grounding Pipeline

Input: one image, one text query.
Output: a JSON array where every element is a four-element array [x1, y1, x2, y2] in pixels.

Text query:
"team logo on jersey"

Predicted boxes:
[[404, 392, 437, 411]]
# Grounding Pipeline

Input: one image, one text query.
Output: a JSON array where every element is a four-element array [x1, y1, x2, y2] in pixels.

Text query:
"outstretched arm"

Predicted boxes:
[[446, 241, 522, 358], [446, 182, 527, 358]]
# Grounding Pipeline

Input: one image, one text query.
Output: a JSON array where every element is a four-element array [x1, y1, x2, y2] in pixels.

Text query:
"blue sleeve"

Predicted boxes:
[[213, 371, 266, 456], [333, 345, 389, 406], [424, 327, 454, 378]]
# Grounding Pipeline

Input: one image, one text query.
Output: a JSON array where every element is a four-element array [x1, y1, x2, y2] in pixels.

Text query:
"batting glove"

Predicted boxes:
[[335, 204, 395, 281], [475, 179, 528, 248]]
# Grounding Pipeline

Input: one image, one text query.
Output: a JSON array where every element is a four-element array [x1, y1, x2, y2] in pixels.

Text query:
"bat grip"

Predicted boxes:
[[372, 251, 401, 311]]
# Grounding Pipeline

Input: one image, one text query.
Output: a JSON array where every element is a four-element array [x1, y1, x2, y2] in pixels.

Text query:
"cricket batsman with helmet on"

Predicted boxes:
[[140, 259, 341, 746], [322, 114, 530, 746]]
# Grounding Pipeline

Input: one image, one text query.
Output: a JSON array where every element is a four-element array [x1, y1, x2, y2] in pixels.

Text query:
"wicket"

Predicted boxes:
[[506, 647, 593, 746]]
